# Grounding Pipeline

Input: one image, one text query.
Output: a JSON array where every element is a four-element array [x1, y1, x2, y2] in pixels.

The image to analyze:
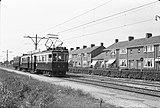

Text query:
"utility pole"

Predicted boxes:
[[2, 50, 13, 67], [24, 34, 48, 50]]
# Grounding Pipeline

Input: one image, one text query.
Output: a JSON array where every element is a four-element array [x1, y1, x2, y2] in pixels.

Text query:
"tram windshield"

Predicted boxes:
[[58, 53, 65, 61], [58, 53, 68, 62]]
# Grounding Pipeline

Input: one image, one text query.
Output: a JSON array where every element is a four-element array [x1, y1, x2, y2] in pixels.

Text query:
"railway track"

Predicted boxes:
[[80, 74, 160, 90], [64, 74, 160, 98], [2, 66, 160, 97]]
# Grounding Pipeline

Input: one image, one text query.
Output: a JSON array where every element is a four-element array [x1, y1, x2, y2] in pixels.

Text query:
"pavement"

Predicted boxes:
[[1, 66, 160, 108]]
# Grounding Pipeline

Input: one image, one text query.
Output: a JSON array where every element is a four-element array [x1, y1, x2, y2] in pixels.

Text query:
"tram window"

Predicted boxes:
[[32, 56, 34, 61], [39, 56, 41, 62], [48, 54, 52, 62], [49, 54, 52, 58], [22, 58, 25, 62], [58, 53, 64, 61], [53, 53, 57, 61], [36, 56, 39, 62], [42, 56, 44, 62], [44, 55, 47, 61], [65, 54, 69, 62]]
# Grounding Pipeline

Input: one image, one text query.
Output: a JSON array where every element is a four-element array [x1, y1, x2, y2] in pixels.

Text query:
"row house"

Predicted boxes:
[[69, 43, 105, 67], [103, 33, 160, 70]]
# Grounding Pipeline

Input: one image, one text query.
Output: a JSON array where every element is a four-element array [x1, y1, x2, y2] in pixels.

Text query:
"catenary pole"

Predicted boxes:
[[24, 34, 48, 50]]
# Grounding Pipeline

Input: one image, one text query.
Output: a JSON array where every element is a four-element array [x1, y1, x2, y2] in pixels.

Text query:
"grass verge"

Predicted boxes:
[[0, 68, 120, 108]]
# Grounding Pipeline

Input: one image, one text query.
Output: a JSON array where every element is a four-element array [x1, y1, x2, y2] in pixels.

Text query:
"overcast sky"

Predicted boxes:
[[0, 0, 160, 61]]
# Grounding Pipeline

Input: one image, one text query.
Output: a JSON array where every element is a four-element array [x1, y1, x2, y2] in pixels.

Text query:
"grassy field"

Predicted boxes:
[[0, 68, 120, 108]]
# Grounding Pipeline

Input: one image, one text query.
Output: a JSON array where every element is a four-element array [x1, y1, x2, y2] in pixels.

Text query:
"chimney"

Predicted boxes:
[[100, 42, 104, 46], [70, 48, 74, 51], [146, 33, 152, 38], [91, 44, 95, 47], [83, 45, 87, 49], [76, 47, 80, 50], [115, 39, 119, 43], [128, 36, 134, 41]]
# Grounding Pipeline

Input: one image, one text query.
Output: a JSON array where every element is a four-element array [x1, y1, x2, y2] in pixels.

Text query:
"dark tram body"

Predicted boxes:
[[13, 56, 21, 70], [13, 47, 69, 76]]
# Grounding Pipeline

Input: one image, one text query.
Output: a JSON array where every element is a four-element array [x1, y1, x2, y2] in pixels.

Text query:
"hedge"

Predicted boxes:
[[68, 67, 160, 81]]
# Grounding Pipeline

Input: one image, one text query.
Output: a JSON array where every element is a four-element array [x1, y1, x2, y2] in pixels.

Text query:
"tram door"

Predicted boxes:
[[27, 56, 30, 70], [34, 56, 37, 71]]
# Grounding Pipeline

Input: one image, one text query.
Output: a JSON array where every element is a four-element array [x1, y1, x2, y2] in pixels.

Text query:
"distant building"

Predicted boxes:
[[69, 43, 105, 67], [103, 33, 160, 70]]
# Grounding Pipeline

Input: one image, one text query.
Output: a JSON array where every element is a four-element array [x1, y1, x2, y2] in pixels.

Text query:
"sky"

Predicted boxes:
[[0, 0, 160, 61]]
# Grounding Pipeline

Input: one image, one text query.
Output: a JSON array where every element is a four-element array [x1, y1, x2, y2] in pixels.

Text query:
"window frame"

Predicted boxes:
[[144, 58, 154, 68], [48, 54, 52, 62], [120, 49, 127, 54], [119, 59, 127, 67], [130, 49, 132, 54], [52, 53, 57, 61], [138, 48, 141, 53], [58, 53, 65, 62], [144, 45, 154, 52]]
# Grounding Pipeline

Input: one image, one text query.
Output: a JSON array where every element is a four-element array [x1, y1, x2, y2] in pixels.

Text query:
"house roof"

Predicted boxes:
[[104, 35, 160, 51], [92, 52, 106, 60], [69, 46, 100, 54]]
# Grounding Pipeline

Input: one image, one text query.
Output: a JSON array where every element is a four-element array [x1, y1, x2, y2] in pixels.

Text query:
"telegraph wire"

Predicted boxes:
[[57, 0, 160, 34], [38, 0, 113, 33], [62, 18, 154, 41]]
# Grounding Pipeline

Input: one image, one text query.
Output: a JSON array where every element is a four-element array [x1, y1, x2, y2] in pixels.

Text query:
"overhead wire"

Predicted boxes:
[[38, 0, 113, 33], [58, 2, 160, 34], [62, 18, 154, 41], [57, 0, 160, 34]]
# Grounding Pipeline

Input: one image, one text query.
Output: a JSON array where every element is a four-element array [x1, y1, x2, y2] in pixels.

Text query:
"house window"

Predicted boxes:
[[128, 60, 134, 68], [148, 45, 154, 52], [119, 59, 127, 67], [130, 49, 132, 54], [144, 46, 147, 52], [144, 45, 154, 52], [144, 58, 154, 68], [120, 49, 127, 54], [138, 49, 140, 53]]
